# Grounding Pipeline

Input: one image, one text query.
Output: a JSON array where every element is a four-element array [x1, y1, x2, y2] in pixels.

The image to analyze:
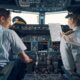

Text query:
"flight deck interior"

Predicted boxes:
[[0, 0, 80, 80]]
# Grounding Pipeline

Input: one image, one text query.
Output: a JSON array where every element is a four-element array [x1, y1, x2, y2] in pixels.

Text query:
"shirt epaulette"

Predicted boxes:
[[64, 30, 74, 35]]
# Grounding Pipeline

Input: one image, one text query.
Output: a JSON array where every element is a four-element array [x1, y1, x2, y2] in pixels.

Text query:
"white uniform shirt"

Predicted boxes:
[[0, 25, 27, 67], [60, 26, 80, 70]]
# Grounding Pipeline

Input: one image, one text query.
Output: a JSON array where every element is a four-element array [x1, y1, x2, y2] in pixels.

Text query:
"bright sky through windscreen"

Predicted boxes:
[[11, 11, 68, 25], [11, 12, 39, 24], [45, 12, 68, 25]]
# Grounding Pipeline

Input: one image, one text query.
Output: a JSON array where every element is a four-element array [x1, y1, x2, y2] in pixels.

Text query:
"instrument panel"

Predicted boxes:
[[11, 24, 64, 80]]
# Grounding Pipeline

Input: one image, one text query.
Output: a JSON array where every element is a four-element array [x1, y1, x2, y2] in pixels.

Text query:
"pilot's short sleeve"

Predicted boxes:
[[9, 30, 27, 54]]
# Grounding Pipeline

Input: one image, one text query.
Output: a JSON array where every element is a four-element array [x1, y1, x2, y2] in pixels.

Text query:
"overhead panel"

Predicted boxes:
[[0, 0, 70, 12], [15, 0, 69, 12], [66, 0, 80, 11]]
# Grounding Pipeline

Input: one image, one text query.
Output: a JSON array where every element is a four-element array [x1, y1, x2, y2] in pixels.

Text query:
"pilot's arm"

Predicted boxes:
[[18, 51, 32, 63], [9, 30, 32, 63]]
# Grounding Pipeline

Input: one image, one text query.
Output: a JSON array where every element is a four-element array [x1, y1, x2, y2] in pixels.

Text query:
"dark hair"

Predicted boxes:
[[76, 17, 80, 26], [72, 15, 80, 26], [66, 9, 80, 26], [0, 8, 10, 19]]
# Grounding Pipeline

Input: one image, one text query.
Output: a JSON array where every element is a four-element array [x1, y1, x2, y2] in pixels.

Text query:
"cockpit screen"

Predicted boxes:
[[24, 42, 31, 51], [38, 42, 48, 51]]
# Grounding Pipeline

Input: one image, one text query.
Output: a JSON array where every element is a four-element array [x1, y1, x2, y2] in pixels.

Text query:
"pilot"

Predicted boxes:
[[0, 8, 32, 79], [12, 16, 27, 25], [60, 10, 80, 76]]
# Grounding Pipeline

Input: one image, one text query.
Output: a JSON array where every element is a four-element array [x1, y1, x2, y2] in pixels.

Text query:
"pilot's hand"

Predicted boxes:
[[60, 32, 65, 38], [26, 57, 33, 63], [19, 52, 33, 63], [60, 31, 74, 42]]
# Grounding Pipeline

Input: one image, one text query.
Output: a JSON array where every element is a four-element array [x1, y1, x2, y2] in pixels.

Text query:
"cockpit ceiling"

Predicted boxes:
[[0, 0, 79, 12]]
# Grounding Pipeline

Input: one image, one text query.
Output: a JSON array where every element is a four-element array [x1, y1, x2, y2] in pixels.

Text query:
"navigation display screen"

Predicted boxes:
[[24, 42, 31, 51], [38, 42, 48, 51]]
